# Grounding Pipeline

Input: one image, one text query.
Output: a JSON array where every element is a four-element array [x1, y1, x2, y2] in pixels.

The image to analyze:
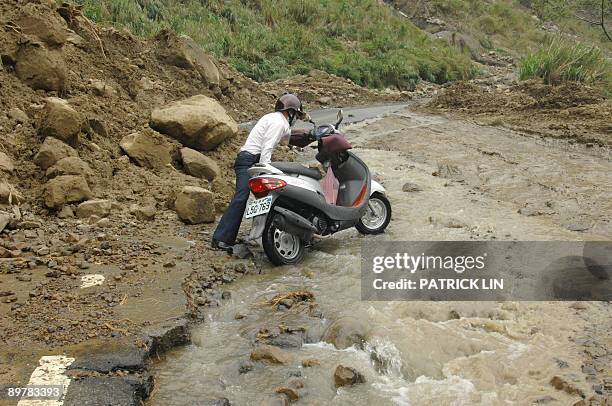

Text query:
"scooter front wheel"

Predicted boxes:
[[262, 214, 305, 265], [356, 192, 392, 235]]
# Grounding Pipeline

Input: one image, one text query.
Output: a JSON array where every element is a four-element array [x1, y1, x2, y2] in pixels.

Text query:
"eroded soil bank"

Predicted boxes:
[[148, 107, 611, 405]]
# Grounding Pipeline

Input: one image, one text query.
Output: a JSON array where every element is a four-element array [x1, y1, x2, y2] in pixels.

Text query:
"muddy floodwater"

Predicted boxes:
[[149, 106, 611, 405]]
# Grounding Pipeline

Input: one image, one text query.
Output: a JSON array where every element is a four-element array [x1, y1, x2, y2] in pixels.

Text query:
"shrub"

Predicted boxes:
[[519, 42, 609, 86]]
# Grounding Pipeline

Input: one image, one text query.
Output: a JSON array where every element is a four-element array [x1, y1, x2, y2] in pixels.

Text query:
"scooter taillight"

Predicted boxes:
[[249, 177, 287, 195]]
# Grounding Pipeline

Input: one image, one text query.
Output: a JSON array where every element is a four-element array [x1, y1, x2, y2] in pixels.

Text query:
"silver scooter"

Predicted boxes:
[[245, 110, 391, 265]]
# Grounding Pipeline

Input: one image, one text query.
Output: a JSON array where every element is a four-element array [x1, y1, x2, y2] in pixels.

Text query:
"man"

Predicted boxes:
[[211, 93, 305, 252]]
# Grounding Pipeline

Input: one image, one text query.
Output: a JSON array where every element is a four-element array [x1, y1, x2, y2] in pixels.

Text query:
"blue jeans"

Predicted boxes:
[[212, 151, 260, 244]]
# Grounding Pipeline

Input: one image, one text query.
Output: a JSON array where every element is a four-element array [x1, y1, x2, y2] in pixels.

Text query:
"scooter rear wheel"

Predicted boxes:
[[262, 214, 305, 265], [356, 192, 392, 235]]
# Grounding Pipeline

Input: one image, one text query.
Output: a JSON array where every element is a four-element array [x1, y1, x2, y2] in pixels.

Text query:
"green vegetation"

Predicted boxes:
[[519, 42, 611, 92], [72, 0, 477, 89]]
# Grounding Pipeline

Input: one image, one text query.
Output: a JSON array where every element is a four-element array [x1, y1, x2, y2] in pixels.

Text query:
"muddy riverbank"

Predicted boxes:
[[147, 107, 611, 405]]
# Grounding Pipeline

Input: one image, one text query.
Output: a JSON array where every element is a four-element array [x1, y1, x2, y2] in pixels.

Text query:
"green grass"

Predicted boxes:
[[70, 0, 477, 89], [519, 42, 611, 92]]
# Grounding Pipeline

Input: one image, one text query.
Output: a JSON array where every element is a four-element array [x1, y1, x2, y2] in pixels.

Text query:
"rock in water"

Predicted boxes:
[[250, 345, 293, 365], [0, 152, 14, 173], [15, 41, 66, 92], [334, 365, 366, 387], [180, 147, 220, 181], [34, 137, 78, 170], [46, 157, 91, 179], [38, 98, 85, 146], [44, 175, 92, 209], [150, 95, 238, 151], [119, 131, 177, 170], [174, 186, 215, 224], [322, 317, 370, 349], [76, 199, 112, 218]]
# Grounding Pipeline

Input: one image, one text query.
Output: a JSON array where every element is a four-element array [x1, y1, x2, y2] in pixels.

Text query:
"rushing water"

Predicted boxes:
[[149, 108, 608, 405]]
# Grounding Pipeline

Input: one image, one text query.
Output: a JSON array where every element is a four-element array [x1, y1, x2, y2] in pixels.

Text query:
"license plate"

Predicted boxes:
[[245, 196, 273, 219]]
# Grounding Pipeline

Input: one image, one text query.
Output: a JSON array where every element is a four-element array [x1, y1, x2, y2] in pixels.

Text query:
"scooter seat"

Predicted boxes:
[[270, 162, 322, 180]]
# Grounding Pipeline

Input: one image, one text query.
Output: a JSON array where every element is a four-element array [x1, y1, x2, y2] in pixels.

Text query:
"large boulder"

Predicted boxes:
[[44, 175, 92, 209], [0, 152, 14, 173], [154, 29, 220, 86], [15, 41, 67, 92], [46, 156, 91, 179], [180, 147, 220, 181], [150, 95, 238, 151], [34, 137, 78, 170], [174, 186, 215, 224], [16, 11, 67, 47], [76, 199, 112, 218], [119, 131, 177, 170], [38, 98, 85, 146]]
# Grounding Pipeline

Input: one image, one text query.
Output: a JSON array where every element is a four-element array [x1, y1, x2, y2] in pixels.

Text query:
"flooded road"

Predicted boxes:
[[149, 107, 611, 405]]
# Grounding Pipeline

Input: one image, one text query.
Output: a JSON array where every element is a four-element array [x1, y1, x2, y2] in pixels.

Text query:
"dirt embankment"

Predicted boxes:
[[425, 81, 611, 146]]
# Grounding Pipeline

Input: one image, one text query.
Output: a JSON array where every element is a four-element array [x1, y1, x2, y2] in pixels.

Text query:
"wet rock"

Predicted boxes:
[[202, 399, 231, 406], [238, 359, 254, 374], [265, 333, 303, 349], [76, 199, 112, 218], [0, 152, 14, 173], [549, 375, 585, 397], [62, 375, 153, 406], [119, 130, 177, 170], [38, 97, 85, 146], [231, 243, 252, 259], [8, 107, 29, 124], [301, 358, 320, 368], [274, 386, 299, 402], [250, 345, 293, 365], [129, 203, 157, 221], [15, 41, 66, 92], [334, 365, 366, 387], [322, 317, 370, 349], [46, 156, 92, 179], [174, 186, 215, 224], [44, 175, 92, 209], [180, 147, 220, 181], [150, 95, 238, 151], [402, 182, 423, 192], [34, 137, 78, 170], [562, 215, 593, 232], [260, 395, 289, 406]]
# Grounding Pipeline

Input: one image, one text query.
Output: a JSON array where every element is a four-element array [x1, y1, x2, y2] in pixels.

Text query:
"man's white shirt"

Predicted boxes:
[[240, 112, 290, 164]]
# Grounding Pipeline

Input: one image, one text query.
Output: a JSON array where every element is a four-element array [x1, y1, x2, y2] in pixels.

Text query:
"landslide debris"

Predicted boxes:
[[426, 81, 611, 145]]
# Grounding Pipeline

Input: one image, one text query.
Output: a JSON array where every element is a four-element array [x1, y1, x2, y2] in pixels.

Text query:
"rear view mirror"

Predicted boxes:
[[335, 109, 344, 128]]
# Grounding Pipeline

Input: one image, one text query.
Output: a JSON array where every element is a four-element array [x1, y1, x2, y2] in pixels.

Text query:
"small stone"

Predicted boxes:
[[76, 199, 112, 218], [250, 345, 292, 365], [163, 261, 176, 268], [334, 365, 366, 387], [17, 274, 32, 282], [174, 186, 215, 224], [274, 387, 298, 402], [129, 204, 156, 221], [37, 247, 50, 256], [302, 358, 320, 367], [221, 291, 231, 300], [8, 108, 29, 124], [402, 182, 423, 192], [57, 205, 74, 218], [238, 359, 254, 374]]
